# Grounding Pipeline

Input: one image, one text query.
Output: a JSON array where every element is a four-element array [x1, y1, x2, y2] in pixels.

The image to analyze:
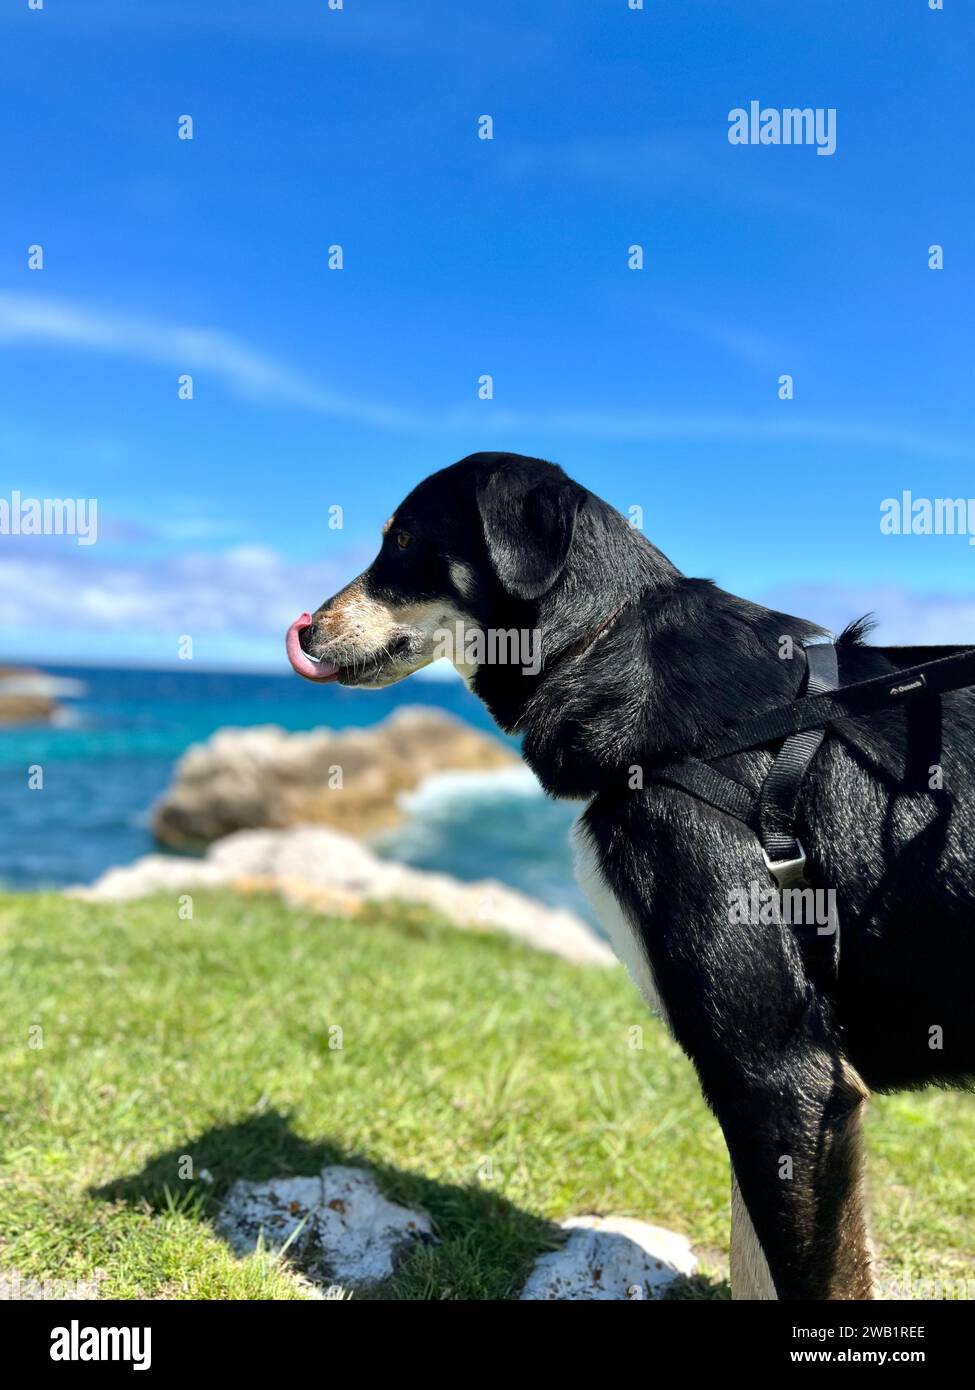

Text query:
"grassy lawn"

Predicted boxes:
[[0, 890, 971, 1300]]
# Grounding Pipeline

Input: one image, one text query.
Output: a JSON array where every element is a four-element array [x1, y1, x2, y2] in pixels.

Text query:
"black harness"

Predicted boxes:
[[645, 638, 975, 980]]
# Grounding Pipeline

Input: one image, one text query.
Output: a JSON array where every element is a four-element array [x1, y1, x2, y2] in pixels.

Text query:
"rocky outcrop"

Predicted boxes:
[[520, 1216, 697, 1300], [215, 1166, 696, 1300], [151, 706, 517, 850], [0, 667, 59, 725], [70, 824, 614, 966], [218, 1167, 436, 1292]]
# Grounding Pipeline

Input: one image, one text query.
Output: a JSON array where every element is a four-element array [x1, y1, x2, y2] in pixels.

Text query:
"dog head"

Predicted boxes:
[[287, 452, 674, 723]]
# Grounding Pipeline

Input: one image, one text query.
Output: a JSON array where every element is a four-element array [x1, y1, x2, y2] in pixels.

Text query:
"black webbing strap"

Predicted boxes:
[[645, 639, 975, 984], [647, 640, 837, 833], [646, 757, 755, 823], [757, 642, 841, 980], [691, 644, 975, 763], [648, 642, 843, 982], [757, 641, 838, 865]]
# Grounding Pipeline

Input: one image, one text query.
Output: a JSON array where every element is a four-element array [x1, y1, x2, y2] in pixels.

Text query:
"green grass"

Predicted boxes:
[[0, 891, 971, 1299]]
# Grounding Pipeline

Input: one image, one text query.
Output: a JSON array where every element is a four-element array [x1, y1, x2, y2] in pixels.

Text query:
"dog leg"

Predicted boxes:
[[719, 1040, 875, 1300], [729, 1099, 875, 1302], [584, 795, 877, 1299], [730, 1168, 777, 1299]]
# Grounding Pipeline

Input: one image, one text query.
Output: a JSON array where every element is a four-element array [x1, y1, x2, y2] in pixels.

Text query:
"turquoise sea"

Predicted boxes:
[[0, 664, 590, 922]]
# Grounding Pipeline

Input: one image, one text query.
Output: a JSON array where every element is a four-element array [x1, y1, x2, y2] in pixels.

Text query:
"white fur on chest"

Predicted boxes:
[[571, 819, 668, 1025]]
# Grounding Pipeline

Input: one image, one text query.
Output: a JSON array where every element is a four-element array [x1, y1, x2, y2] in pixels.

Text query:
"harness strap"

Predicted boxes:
[[646, 757, 755, 823], [692, 644, 975, 763], [648, 641, 839, 839], [649, 640, 843, 983], [757, 641, 841, 979], [644, 638, 975, 986], [758, 640, 838, 866]]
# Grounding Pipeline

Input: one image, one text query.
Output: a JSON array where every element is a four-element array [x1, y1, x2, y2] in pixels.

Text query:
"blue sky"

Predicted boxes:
[[1, 0, 973, 669]]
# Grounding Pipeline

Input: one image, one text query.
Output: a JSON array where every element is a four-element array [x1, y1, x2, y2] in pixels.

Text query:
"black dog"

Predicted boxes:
[[286, 451, 975, 1300]]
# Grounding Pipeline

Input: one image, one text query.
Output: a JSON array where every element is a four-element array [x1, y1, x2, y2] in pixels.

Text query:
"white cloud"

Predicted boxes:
[[0, 542, 359, 664], [3, 535, 971, 673], [1, 291, 970, 457], [481, 405, 972, 456], [763, 582, 975, 646], [0, 293, 419, 430], [0, 537, 467, 675]]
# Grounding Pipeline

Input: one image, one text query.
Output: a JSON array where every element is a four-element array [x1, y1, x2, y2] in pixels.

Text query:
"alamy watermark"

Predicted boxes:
[[434, 621, 541, 675], [728, 102, 836, 157], [877, 1273, 975, 1301], [0, 491, 97, 545], [729, 880, 838, 935], [880, 491, 975, 546], [50, 1320, 151, 1370], [0, 1269, 106, 1300]]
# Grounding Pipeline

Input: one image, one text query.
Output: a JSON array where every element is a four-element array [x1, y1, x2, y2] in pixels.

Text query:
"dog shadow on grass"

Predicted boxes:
[[90, 1108, 728, 1300]]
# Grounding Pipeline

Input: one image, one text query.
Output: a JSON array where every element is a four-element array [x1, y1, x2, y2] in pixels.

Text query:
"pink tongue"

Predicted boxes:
[[285, 613, 340, 682]]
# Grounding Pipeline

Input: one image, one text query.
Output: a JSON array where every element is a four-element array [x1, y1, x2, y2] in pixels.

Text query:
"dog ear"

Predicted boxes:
[[476, 460, 584, 600]]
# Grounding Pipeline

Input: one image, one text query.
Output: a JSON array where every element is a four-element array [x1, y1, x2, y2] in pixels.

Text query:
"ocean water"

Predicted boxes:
[[0, 664, 591, 922]]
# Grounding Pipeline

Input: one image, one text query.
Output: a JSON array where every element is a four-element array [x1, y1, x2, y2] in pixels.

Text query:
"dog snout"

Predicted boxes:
[[305, 582, 396, 656], [299, 608, 343, 657]]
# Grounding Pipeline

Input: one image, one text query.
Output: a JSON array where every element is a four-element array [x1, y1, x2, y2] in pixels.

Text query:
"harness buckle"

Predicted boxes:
[[762, 842, 809, 891]]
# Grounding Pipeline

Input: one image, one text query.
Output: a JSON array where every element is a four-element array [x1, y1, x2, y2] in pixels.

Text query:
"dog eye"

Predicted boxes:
[[395, 531, 412, 550]]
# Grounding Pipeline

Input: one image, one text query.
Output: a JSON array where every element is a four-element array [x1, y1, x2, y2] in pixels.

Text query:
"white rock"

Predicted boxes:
[[520, 1215, 697, 1301], [69, 855, 227, 900], [217, 1165, 434, 1288], [69, 824, 614, 966]]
